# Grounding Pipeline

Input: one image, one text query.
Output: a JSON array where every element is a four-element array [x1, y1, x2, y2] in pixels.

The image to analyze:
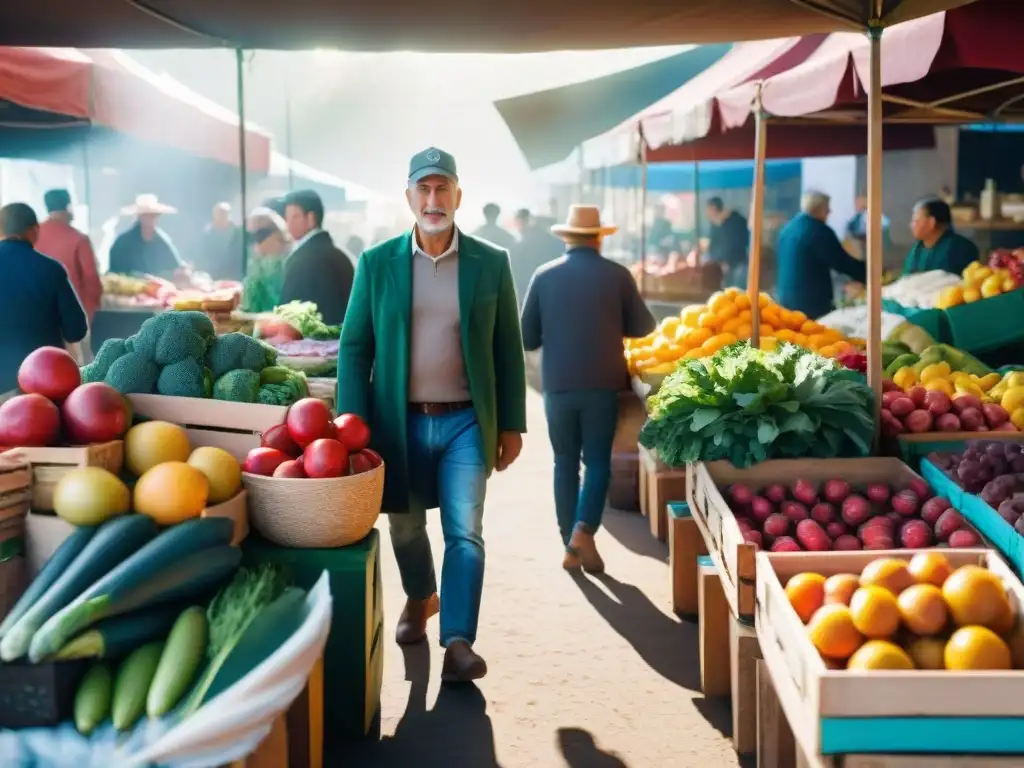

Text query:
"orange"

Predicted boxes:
[[801, 320, 826, 335], [824, 573, 860, 607], [759, 336, 778, 351], [942, 565, 1011, 629], [906, 636, 947, 670], [788, 310, 808, 328], [991, 599, 1017, 636], [659, 316, 681, 335], [737, 309, 752, 322], [708, 292, 731, 313], [907, 552, 953, 588], [681, 305, 704, 328], [944, 626, 1012, 671], [1004, 625, 1024, 668], [720, 317, 743, 334], [698, 312, 721, 330], [757, 292, 773, 308], [711, 332, 738, 349], [715, 303, 739, 322], [807, 604, 863, 660], [735, 323, 753, 340], [861, 558, 914, 595], [897, 584, 949, 636], [684, 327, 713, 347], [847, 640, 915, 671], [849, 586, 901, 639], [734, 293, 752, 310], [654, 344, 683, 362], [786, 572, 827, 624], [682, 348, 705, 360], [133, 461, 209, 525]]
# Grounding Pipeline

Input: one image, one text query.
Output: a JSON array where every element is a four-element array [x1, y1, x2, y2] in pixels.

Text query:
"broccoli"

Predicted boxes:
[[91, 338, 128, 375], [174, 310, 216, 342], [212, 369, 261, 403], [132, 312, 210, 365], [258, 366, 309, 406], [206, 333, 277, 378], [157, 358, 213, 399], [104, 352, 159, 394]]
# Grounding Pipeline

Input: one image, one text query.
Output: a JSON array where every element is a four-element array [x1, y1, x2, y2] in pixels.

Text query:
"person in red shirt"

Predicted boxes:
[[36, 189, 103, 322]]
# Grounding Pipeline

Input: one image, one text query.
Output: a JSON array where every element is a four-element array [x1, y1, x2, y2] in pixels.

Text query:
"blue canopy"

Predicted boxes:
[[590, 159, 802, 192]]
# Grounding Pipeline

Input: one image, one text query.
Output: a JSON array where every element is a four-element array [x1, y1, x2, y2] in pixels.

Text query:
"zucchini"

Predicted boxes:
[[146, 606, 208, 717], [54, 603, 184, 661], [0, 515, 158, 661], [30, 537, 239, 662], [0, 524, 97, 640], [74, 662, 114, 735], [112, 641, 164, 731]]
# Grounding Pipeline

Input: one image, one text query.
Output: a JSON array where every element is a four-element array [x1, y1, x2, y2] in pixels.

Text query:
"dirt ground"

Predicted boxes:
[[346, 389, 750, 768]]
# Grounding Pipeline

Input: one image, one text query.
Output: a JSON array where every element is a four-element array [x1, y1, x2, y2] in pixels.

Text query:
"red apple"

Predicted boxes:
[[285, 398, 332, 447], [303, 438, 349, 479], [0, 393, 61, 447], [261, 423, 301, 457], [272, 459, 307, 478], [18, 346, 81, 403], [61, 383, 129, 444], [335, 413, 371, 452], [243, 447, 290, 476]]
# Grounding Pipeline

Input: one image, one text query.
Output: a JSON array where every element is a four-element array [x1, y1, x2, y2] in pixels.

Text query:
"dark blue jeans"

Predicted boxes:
[[389, 409, 487, 647], [544, 389, 620, 545]]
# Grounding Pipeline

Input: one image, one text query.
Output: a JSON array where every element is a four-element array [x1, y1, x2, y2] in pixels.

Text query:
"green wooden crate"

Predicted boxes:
[[944, 288, 1024, 354], [881, 299, 947, 343], [242, 528, 383, 754]]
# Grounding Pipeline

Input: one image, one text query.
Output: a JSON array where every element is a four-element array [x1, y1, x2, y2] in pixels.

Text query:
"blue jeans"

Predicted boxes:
[[389, 409, 487, 647], [544, 389, 620, 545]]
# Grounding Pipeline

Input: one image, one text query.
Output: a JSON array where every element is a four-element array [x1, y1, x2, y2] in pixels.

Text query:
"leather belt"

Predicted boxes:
[[409, 401, 473, 416]]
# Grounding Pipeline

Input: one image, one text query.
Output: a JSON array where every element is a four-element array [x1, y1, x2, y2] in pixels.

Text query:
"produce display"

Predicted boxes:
[[725, 476, 980, 552], [101, 272, 242, 312], [242, 398, 379, 479], [936, 258, 1023, 309], [0, 348, 130, 448], [930, 439, 1024, 501], [256, 302, 340, 378], [626, 288, 861, 377], [785, 553, 1022, 671], [639, 342, 874, 468], [882, 270, 964, 310], [80, 313, 308, 406]]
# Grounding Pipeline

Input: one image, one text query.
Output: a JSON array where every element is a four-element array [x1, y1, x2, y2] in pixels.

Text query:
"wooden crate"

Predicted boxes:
[[731, 616, 761, 756], [668, 502, 707, 616], [686, 457, 923, 621], [639, 445, 686, 541], [698, 556, 730, 697], [757, 548, 1024, 757], [7, 442, 121, 512]]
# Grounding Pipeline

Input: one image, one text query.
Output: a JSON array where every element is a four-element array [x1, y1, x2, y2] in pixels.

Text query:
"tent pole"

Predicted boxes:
[[639, 133, 648, 298], [748, 84, 767, 349], [866, 22, 884, 446], [693, 159, 701, 267], [235, 47, 249, 279]]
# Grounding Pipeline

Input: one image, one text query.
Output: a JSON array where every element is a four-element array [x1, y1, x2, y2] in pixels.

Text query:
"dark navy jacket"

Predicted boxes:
[[0, 239, 88, 393], [520, 247, 655, 394], [776, 213, 867, 320]]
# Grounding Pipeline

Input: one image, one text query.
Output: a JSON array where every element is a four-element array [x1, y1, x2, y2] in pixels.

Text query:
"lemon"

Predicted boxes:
[[963, 286, 982, 303], [1001, 386, 1024, 414], [893, 367, 918, 391], [978, 372, 1002, 392], [924, 378, 954, 396], [1013, 407, 1024, 431], [920, 363, 950, 384]]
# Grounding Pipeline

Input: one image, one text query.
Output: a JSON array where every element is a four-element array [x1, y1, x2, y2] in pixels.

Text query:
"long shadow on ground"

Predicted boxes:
[[601, 508, 670, 563], [570, 572, 733, 739], [558, 726, 629, 767], [345, 643, 502, 768]]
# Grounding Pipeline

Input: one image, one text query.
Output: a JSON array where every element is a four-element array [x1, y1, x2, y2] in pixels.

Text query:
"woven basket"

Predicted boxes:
[[242, 463, 384, 548]]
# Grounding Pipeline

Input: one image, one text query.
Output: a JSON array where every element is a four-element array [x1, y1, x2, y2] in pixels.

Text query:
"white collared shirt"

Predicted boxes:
[[412, 226, 458, 261], [291, 227, 322, 254]]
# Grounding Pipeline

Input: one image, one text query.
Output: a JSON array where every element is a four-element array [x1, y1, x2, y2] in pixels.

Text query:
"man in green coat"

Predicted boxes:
[[904, 197, 979, 276], [336, 147, 527, 683]]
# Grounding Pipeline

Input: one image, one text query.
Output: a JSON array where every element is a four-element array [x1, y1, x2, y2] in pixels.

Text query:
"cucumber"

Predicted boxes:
[[147, 606, 208, 717], [0, 515, 158, 661], [54, 603, 184, 660], [30, 538, 239, 662], [74, 662, 114, 735], [112, 641, 164, 731], [0, 524, 96, 640]]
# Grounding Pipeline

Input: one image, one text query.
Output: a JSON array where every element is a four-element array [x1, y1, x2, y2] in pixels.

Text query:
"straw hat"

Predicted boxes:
[[550, 205, 617, 237], [121, 194, 177, 216]]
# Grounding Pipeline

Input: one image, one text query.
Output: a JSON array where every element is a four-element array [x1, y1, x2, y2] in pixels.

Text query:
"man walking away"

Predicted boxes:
[[280, 189, 355, 326], [520, 205, 655, 572], [705, 197, 749, 290], [0, 203, 88, 392], [198, 202, 244, 280], [36, 188, 103, 327], [472, 203, 516, 250], [336, 147, 527, 683]]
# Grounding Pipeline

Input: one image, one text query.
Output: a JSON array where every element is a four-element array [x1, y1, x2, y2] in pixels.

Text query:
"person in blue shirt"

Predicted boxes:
[[776, 190, 867, 320], [904, 197, 979, 276], [0, 203, 88, 393], [705, 196, 749, 289]]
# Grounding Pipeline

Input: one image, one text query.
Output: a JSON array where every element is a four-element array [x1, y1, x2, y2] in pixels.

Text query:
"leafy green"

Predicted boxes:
[[639, 342, 875, 468], [272, 301, 340, 340]]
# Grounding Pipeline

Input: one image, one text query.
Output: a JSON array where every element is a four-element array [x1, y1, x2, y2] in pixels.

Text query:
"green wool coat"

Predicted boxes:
[[335, 229, 528, 513]]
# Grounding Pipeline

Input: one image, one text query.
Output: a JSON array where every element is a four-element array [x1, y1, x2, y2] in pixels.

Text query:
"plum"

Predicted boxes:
[[953, 394, 984, 414], [948, 529, 981, 548], [832, 534, 862, 551], [900, 519, 933, 548], [921, 496, 952, 525], [1015, 515, 1024, 536], [997, 498, 1022, 526], [743, 530, 764, 548], [959, 407, 986, 431], [892, 490, 920, 517], [909, 477, 931, 500], [823, 479, 852, 504], [864, 537, 896, 550], [866, 483, 891, 505], [981, 475, 1017, 508], [729, 483, 755, 506], [770, 536, 802, 553], [811, 502, 837, 526], [825, 521, 848, 539], [795, 519, 830, 552], [989, 421, 1019, 433], [905, 409, 934, 434], [841, 494, 872, 526], [763, 514, 790, 538], [764, 484, 787, 504], [983, 403, 1011, 428], [736, 517, 755, 534], [889, 397, 915, 418], [907, 385, 928, 407], [781, 500, 810, 523], [1013, 455, 1024, 474], [935, 413, 962, 432], [792, 478, 819, 506], [882, 379, 901, 393], [861, 523, 895, 546], [882, 390, 905, 409], [924, 390, 952, 416], [886, 510, 905, 527], [751, 496, 774, 523], [935, 508, 964, 541]]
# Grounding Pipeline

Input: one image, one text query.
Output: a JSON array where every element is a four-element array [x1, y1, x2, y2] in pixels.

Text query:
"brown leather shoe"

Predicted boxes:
[[441, 640, 487, 683], [569, 524, 605, 574], [395, 592, 439, 645]]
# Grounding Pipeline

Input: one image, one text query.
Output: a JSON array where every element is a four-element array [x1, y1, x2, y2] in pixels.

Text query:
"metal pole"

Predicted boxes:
[[235, 48, 249, 279], [284, 78, 295, 191], [866, 22, 884, 444], [748, 84, 768, 348], [693, 159, 701, 267], [639, 134, 648, 298]]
